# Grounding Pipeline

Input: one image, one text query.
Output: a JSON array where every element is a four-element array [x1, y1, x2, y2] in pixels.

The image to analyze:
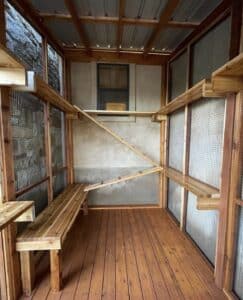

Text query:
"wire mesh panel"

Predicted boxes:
[[5, 0, 43, 76], [169, 109, 185, 172], [50, 107, 66, 170], [186, 192, 218, 264], [191, 16, 231, 85], [47, 44, 63, 94], [169, 51, 187, 101], [167, 179, 182, 223], [53, 170, 67, 198], [189, 98, 225, 188], [17, 181, 48, 217], [11, 91, 46, 191], [233, 208, 243, 299]]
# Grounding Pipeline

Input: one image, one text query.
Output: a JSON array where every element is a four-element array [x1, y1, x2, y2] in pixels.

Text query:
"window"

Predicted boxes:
[[47, 44, 63, 94], [97, 64, 129, 111]]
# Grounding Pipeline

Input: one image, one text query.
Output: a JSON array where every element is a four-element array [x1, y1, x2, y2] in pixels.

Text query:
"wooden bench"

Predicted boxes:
[[16, 183, 88, 296]]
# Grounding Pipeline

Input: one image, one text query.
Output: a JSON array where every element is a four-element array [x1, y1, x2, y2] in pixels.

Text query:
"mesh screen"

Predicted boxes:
[[53, 170, 67, 198], [169, 51, 187, 101], [47, 44, 63, 94], [167, 179, 182, 223], [169, 109, 185, 172], [17, 181, 48, 216], [5, 0, 43, 76], [233, 207, 243, 299], [191, 16, 231, 85], [189, 98, 225, 188], [11, 91, 46, 191], [50, 107, 66, 169], [186, 192, 218, 264]]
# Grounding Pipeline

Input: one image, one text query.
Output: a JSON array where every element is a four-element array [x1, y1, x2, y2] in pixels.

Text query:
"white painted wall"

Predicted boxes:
[[71, 62, 162, 205]]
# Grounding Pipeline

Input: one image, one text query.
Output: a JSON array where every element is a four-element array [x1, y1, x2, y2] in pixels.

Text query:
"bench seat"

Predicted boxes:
[[16, 183, 88, 295]]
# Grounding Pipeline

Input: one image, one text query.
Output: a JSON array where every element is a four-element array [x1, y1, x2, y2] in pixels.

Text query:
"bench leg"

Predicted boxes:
[[50, 250, 62, 292], [20, 251, 35, 296], [83, 199, 88, 215]]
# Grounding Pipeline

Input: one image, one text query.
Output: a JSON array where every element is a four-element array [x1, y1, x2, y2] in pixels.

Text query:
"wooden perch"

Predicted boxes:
[[84, 166, 162, 192], [197, 197, 220, 210], [0, 201, 35, 230], [0, 43, 26, 86], [74, 105, 160, 167]]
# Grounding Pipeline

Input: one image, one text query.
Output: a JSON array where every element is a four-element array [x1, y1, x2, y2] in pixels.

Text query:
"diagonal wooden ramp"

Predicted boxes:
[[84, 167, 162, 192], [74, 105, 160, 167], [73, 105, 163, 192]]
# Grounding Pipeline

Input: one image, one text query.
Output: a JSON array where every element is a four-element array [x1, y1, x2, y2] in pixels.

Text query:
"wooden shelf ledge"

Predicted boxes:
[[15, 71, 76, 113], [211, 53, 243, 93], [0, 43, 26, 86], [165, 167, 220, 210], [156, 79, 224, 115], [83, 110, 158, 117], [0, 201, 35, 230]]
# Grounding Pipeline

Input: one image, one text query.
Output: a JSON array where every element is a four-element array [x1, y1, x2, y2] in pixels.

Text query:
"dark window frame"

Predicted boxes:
[[97, 63, 130, 112]]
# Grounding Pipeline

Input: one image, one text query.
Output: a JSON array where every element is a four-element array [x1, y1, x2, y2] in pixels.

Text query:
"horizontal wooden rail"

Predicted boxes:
[[74, 105, 160, 167], [84, 166, 163, 192], [16, 176, 49, 197], [197, 197, 220, 210]]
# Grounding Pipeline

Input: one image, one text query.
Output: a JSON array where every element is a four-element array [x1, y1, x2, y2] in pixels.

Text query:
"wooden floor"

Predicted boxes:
[[21, 209, 226, 300]]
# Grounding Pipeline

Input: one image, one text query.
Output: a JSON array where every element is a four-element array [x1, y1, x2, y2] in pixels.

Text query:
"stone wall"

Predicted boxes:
[[48, 44, 62, 94], [5, 0, 43, 76], [11, 91, 46, 191]]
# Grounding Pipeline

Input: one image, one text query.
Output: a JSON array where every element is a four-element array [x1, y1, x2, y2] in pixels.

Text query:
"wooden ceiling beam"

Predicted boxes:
[[144, 0, 180, 55], [39, 13, 199, 29], [64, 48, 169, 65], [9, 0, 63, 54], [64, 0, 90, 51], [117, 0, 126, 50]]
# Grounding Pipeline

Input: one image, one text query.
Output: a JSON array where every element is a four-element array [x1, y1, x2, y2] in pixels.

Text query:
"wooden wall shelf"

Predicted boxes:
[[0, 201, 35, 230], [15, 72, 76, 113], [157, 79, 224, 115], [211, 53, 243, 93], [0, 43, 26, 86], [83, 110, 158, 117], [165, 167, 220, 210]]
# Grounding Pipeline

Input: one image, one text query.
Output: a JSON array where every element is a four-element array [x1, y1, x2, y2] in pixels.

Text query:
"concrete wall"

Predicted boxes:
[[71, 63, 161, 206]]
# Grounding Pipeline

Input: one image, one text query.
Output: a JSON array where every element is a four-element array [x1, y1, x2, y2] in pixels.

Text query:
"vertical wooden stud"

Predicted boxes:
[[20, 252, 35, 297], [215, 94, 236, 288], [0, 88, 21, 300], [180, 105, 191, 230], [50, 250, 62, 292], [44, 103, 53, 203], [224, 92, 243, 293]]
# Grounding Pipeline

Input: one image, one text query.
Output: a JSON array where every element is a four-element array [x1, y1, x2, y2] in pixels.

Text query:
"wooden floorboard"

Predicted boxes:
[[25, 209, 226, 300]]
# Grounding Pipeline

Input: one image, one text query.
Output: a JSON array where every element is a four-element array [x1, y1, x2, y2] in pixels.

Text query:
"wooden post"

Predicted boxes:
[[0, 88, 21, 300], [20, 252, 35, 296], [159, 64, 167, 208], [65, 117, 74, 184], [50, 250, 62, 292], [180, 105, 191, 230], [44, 103, 53, 203], [42, 37, 48, 82], [214, 94, 236, 288], [224, 92, 243, 293]]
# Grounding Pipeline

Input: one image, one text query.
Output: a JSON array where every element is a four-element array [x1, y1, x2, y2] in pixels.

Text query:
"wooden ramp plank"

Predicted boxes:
[[84, 167, 162, 192], [74, 105, 160, 167]]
